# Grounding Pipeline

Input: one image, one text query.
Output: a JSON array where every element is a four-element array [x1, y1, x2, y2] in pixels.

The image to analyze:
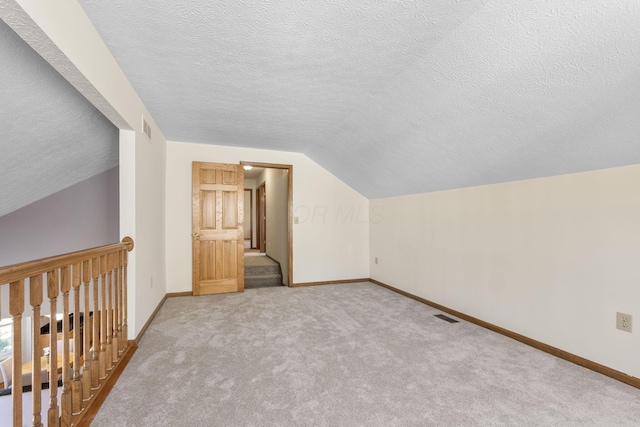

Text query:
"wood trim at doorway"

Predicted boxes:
[[241, 161, 293, 287]]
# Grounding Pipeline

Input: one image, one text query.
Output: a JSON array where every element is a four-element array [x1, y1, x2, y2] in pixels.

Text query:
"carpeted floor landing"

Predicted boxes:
[[91, 282, 640, 426]]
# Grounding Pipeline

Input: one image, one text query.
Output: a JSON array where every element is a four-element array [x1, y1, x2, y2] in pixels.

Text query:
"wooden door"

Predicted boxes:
[[192, 162, 244, 295]]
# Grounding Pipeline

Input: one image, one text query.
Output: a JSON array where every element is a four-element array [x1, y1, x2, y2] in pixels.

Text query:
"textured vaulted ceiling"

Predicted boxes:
[[0, 18, 118, 217], [74, 2, 640, 197], [76, 0, 640, 198]]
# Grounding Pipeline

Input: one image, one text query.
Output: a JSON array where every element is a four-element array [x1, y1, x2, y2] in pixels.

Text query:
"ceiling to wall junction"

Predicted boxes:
[[0, 18, 118, 217]]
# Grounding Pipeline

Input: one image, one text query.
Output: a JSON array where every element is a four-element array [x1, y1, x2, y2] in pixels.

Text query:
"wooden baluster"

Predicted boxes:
[[112, 251, 120, 360], [81, 260, 92, 400], [104, 254, 113, 371], [98, 255, 107, 379], [112, 253, 119, 363], [122, 248, 129, 348], [70, 263, 83, 414], [46, 270, 60, 427], [117, 249, 125, 355], [0, 238, 133, 427], [10, 280, 24, 427], [60, 266, 72, 426], [91, 257, 100, 388], [30, 274, 44, 427]]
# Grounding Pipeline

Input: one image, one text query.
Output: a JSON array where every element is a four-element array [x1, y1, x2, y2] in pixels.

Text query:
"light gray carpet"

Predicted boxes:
[[92, 283, 640, 426]]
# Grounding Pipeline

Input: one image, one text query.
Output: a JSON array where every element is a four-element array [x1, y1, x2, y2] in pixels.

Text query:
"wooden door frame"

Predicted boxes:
[[240, 161, 293, 287]]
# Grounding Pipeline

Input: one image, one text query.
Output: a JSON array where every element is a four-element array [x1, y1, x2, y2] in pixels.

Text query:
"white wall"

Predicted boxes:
[[132, 130, 166, 334], [165, 141, 370, 291], [263, 168, 290, 285], [370, 164, 640, 378], [8, 0, 168, 339]]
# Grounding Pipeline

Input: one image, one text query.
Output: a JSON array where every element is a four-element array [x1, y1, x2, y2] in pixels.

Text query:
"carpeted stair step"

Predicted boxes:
[[244, 256, 281, 276], [245, 264, 280, 276], [244, 255, 282, 288], [245, 274, 282, 287]]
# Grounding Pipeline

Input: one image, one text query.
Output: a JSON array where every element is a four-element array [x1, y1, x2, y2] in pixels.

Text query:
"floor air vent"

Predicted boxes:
[[434, 314, 459, 323]]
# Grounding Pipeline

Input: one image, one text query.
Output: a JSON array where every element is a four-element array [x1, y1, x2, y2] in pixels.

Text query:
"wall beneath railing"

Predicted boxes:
[[0, 167, 119, 267]]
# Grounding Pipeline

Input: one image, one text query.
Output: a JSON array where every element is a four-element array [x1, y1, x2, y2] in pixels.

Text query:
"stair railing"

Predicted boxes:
[[0, 237, 134, 427]]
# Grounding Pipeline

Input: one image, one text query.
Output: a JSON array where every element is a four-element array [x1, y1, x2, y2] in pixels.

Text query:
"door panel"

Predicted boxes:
[[201, 169, 217, 184], [192, 162, 244, 295], [200, 190, 217, 229], [199, 241, 216, 280], [222, 240, 237, 278], [222, 170, 237, 184], [222, 192, 238, 228]]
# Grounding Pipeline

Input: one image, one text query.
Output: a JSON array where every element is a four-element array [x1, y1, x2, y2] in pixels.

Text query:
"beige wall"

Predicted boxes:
[[244, 179, 258, 246], [243, 190, 252, 241], [263, 168, 290, 285], [165, 141, 370, 291], [370, 164, 640, 378]]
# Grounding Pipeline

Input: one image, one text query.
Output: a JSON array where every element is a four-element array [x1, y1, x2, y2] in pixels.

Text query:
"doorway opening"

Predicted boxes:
[[241, 162, 293, 288]]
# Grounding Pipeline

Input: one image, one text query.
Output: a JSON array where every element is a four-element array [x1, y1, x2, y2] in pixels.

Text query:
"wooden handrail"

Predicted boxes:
[[0, 237, 134, 427], [0, 237, 133, 285]]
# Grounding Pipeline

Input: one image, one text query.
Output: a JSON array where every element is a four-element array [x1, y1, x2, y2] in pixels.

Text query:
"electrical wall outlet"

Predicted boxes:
[[616, 312, 632, 333], [375, 257, 378, 264]]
